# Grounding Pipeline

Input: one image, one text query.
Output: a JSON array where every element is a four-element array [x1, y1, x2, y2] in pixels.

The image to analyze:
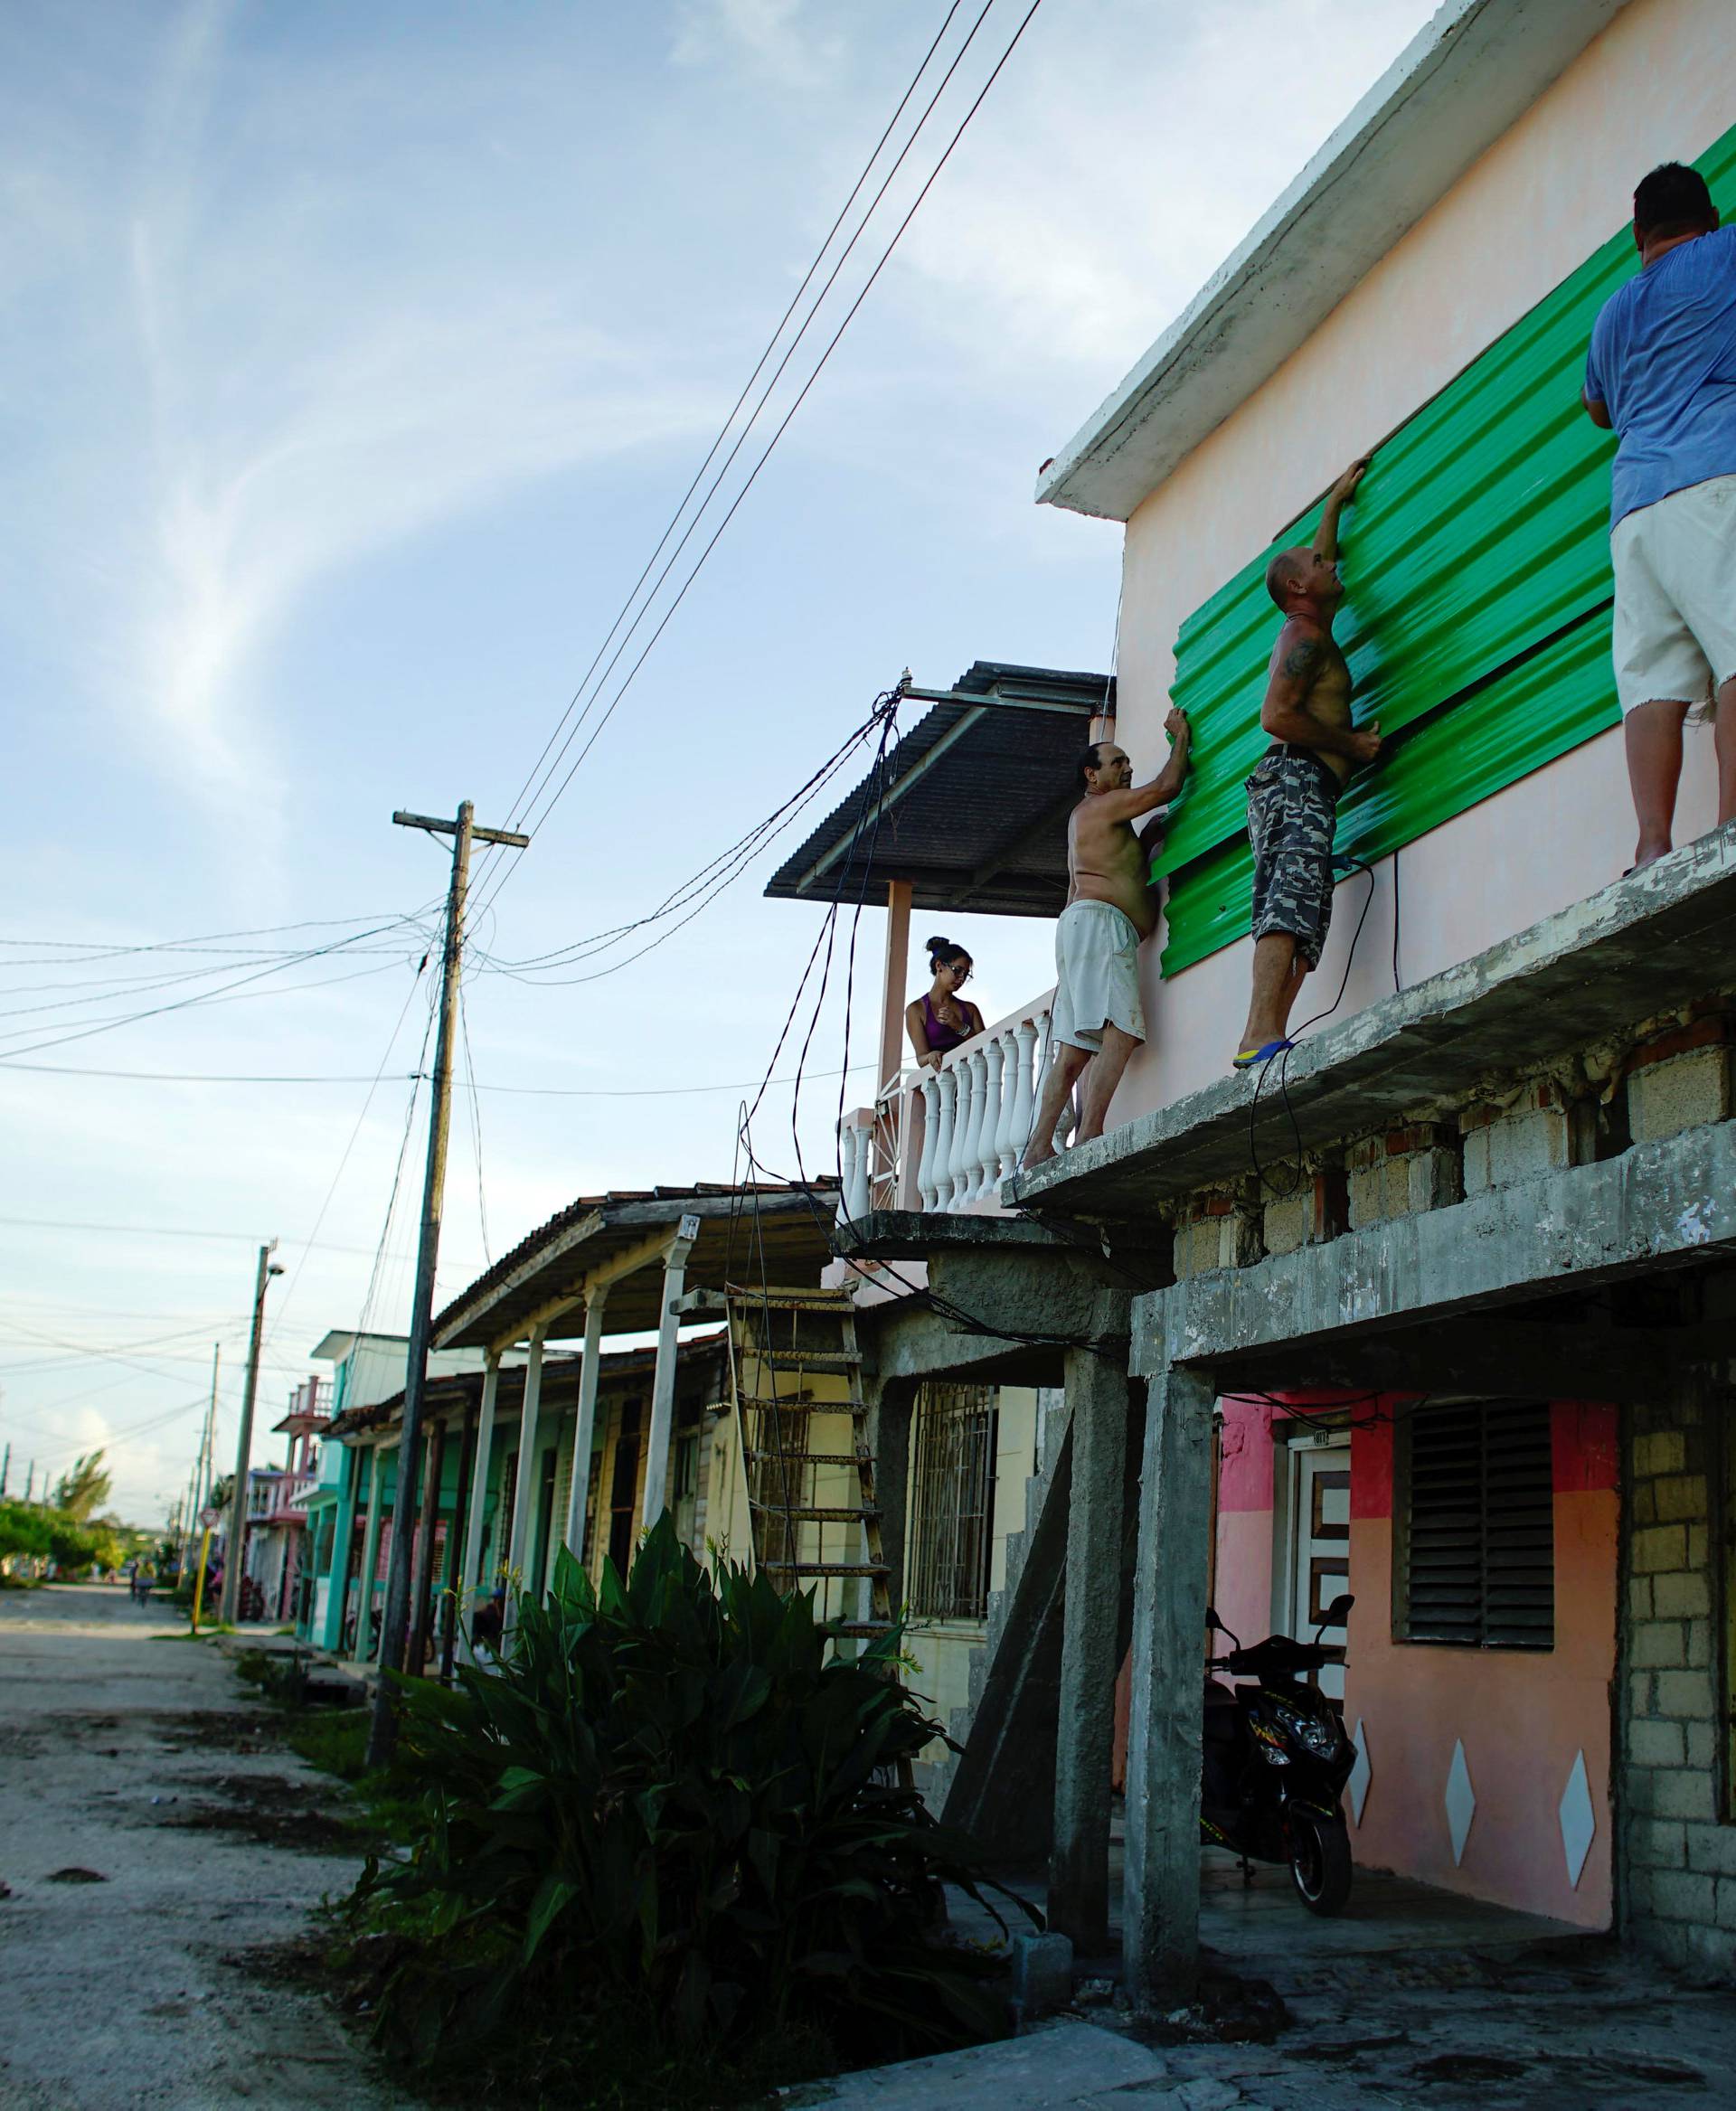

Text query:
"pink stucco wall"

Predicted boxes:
[[1210, 1392, 1618, 1928], [1101, 0, 1734, 1125]]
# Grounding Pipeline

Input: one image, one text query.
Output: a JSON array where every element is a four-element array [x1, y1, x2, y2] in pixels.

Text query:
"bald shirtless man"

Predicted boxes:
[[1022, 711, 1191, 1169], [1235, 459, 1382, 1069]]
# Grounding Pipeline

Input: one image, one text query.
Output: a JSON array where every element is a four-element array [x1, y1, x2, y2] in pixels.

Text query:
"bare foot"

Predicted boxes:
[[1021, 1139, 1058, 1171], [1628, 836, 1672, 872]]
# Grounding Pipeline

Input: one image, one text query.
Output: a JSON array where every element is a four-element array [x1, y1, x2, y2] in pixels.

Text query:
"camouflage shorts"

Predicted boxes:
[[1246, 747, 1339, 970]]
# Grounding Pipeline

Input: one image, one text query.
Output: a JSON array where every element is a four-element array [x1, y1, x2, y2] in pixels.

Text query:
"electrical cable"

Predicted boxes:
[[458, 978, 491, 1268], [473, 693, 898, 983], [0, 916, 434, 1064], [476, 0, 973, 874], [470, 0, 1049, 918]]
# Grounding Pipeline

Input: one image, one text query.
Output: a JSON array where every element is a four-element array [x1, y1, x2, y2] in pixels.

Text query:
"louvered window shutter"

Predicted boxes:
[[1401, 1400, 1554, 1649]]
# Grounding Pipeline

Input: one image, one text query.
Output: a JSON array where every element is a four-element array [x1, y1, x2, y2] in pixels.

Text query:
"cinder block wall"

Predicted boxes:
[[1620, 1393, 1734, 1974]]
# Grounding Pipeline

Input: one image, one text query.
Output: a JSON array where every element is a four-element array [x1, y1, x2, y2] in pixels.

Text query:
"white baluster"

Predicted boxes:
[[975, 1036, 1004, 1202], [991, 1028, 1019, 1183], [836, 1122, 859, 1223], [845, 1120, 872, 1222], [1007, 1017, 1038, 1174], [916, 1073, 942, 1211], [948, 1056, 977, 1211], [931, 1067, 958, 1214]]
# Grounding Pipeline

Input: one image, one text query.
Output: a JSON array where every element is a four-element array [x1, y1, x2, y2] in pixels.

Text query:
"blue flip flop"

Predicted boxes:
[[1231, 1038, 1295, 1070]]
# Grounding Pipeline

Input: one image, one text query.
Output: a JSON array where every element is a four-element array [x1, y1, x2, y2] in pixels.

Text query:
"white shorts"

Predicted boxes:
[[1610, 472, 1736, 716], [1052, 900, 1146, 1053]]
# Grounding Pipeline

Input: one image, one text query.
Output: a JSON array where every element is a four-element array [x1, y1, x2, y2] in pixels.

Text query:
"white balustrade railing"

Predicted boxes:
[[835, 987, 1075, 1223]]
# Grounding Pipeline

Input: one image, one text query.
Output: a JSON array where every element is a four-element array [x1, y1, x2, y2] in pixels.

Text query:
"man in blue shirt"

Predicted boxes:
[[1584, 162, 1736, 871]]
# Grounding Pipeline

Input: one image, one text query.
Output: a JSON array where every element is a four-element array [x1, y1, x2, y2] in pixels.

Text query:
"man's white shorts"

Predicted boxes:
[[1610, 471, 1736, 716], [1052, 900, 1146, 1053]]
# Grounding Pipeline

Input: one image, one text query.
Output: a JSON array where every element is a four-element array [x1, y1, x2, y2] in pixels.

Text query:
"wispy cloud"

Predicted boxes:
[[671, 0, 844, 89]]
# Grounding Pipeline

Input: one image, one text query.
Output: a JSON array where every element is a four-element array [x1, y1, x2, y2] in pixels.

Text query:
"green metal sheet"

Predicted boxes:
[[1159, 608, 1617, 973], [1155, 118, 1736, 975]]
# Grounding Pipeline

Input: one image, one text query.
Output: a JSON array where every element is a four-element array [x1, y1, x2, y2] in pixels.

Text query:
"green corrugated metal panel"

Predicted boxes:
[[1155, 119, 1736, 975], [1160, 611, 1618, 971]]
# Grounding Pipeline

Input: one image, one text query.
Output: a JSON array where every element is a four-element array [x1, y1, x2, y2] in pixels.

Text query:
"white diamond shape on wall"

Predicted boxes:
[[1559, 1748, 1596, 1890], [1348, 1718, 1372, 1825], [1445, 1739, 1476, 1866]]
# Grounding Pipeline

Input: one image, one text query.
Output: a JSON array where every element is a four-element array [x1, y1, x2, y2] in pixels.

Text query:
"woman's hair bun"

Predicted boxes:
[[925, 934, 952, 953]]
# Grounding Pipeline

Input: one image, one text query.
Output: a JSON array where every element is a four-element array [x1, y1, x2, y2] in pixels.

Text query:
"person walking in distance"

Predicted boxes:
[[1022, 713, 1191, 1169], [1235, 460, 1382, 1070], [1583, 161, 1736, 871], [905, 938, 986, 1071]]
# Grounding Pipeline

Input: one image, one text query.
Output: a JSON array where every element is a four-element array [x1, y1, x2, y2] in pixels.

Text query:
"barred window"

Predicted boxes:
[[907, 1383, 997, 1622], [1398, 1399, 1555, 1649]]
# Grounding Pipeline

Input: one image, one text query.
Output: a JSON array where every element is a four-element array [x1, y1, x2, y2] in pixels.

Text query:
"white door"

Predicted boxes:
[[1287, 1444, 1351, 1702]]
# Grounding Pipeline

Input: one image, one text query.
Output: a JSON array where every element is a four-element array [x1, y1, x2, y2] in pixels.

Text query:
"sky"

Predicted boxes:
[[0, 0, 1441, 1523]]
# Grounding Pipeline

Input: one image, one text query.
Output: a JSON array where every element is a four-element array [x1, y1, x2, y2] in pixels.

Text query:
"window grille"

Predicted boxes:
[[907, 1383, 997, 1622], [1399, 1399, 1554, 1648]]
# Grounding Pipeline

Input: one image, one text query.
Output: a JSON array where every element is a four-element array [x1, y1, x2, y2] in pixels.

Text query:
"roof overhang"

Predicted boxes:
[[1037, 0, 1630, 522], [431, 1185, 836, 1353], [764, 662, 1110, 919]]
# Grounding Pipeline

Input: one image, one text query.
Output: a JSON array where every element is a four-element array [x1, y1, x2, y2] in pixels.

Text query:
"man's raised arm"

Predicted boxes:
[[1092, 709, 1193, 819], [1311, 457, 1368, 568]]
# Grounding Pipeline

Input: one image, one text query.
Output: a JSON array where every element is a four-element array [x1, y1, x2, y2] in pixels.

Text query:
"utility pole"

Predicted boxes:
[[366, 802, 528, 1769], [1, 1441, 9, 1498], [219, 1243, 282, 1626]]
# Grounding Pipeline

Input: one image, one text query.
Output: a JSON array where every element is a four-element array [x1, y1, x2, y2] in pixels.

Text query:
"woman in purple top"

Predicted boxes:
[[905, 935, 985, 1071]]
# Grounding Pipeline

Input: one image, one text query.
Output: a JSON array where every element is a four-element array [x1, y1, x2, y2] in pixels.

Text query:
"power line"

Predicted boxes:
[[470, 0, 1047, 918], [480, 0, 971, 867], [0, 1060, 874, 1096], [0, 917, 432, 1063]]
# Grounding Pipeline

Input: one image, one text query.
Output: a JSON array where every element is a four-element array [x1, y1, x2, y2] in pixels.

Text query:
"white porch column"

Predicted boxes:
[[640, 1214, 700, 1528], [352, 1442, 392, 1664], [457, 1352, 500, 1655], [562, 1293, 609, 1560], [505, 1323, 549, 1587]]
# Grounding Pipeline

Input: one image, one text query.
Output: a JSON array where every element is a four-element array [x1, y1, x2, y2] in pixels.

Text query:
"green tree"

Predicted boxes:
[[0, 1500, 52, 1563], [51, 1451, 112, 1522]]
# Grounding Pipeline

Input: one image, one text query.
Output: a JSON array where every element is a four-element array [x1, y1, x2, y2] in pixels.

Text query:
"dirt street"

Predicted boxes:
[[0, 1584, 401, 2109]]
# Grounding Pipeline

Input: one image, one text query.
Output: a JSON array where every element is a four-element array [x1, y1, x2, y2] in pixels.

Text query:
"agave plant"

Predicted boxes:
[[350, 1517, 1033, 2069]]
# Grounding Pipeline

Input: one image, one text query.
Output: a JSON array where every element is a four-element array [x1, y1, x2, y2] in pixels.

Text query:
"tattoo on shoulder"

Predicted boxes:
[[1281, 637, 1324, 681]]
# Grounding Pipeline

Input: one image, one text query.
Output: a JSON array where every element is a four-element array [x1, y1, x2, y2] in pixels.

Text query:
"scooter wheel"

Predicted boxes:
[[1288, 1810, 1353, 1915]]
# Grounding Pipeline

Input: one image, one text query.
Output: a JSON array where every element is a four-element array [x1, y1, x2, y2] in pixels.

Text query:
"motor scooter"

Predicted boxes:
[[1201, 1593, 1356, 1914]]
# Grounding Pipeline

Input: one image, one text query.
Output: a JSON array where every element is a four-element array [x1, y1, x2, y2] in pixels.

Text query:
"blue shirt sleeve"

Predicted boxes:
[[1584, 317, 1607, 408]]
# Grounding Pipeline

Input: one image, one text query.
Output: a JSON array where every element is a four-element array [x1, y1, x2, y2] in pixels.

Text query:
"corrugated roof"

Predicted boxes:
[[328, 1329, 730, 1438], [763, 662, 1110, 919], [431, 1180, 838, 1352]]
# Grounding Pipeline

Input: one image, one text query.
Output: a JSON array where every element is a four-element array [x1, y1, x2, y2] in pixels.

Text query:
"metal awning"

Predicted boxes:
[[430, 1182, 837, 1352], [763, 662, 1111, 919]]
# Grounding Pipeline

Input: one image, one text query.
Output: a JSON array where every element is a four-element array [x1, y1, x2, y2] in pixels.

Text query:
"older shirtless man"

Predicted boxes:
[[1235, 459, 1382, 1069], [1022, 711, 1191, 1168]]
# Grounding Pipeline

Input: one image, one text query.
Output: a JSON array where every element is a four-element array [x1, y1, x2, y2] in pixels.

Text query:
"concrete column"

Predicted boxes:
[[352, 1445, 392, 1663], [562, 1293, 609, 1559], [1049, 1345, 1130, 1951], [459, 1352, 500, 1617], [640, 1220, 699, 1528], [1123, 1360, 1217, 2012], [506, 1324, 549, 1584], [863, 1374, 918, 1618], [318, 1442, 359, 1653]]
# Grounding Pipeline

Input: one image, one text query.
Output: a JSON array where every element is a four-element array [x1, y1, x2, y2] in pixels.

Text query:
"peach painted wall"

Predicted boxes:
[[1099, 0, 1734, 1124], [1206, 1393, 1618, 1927]]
